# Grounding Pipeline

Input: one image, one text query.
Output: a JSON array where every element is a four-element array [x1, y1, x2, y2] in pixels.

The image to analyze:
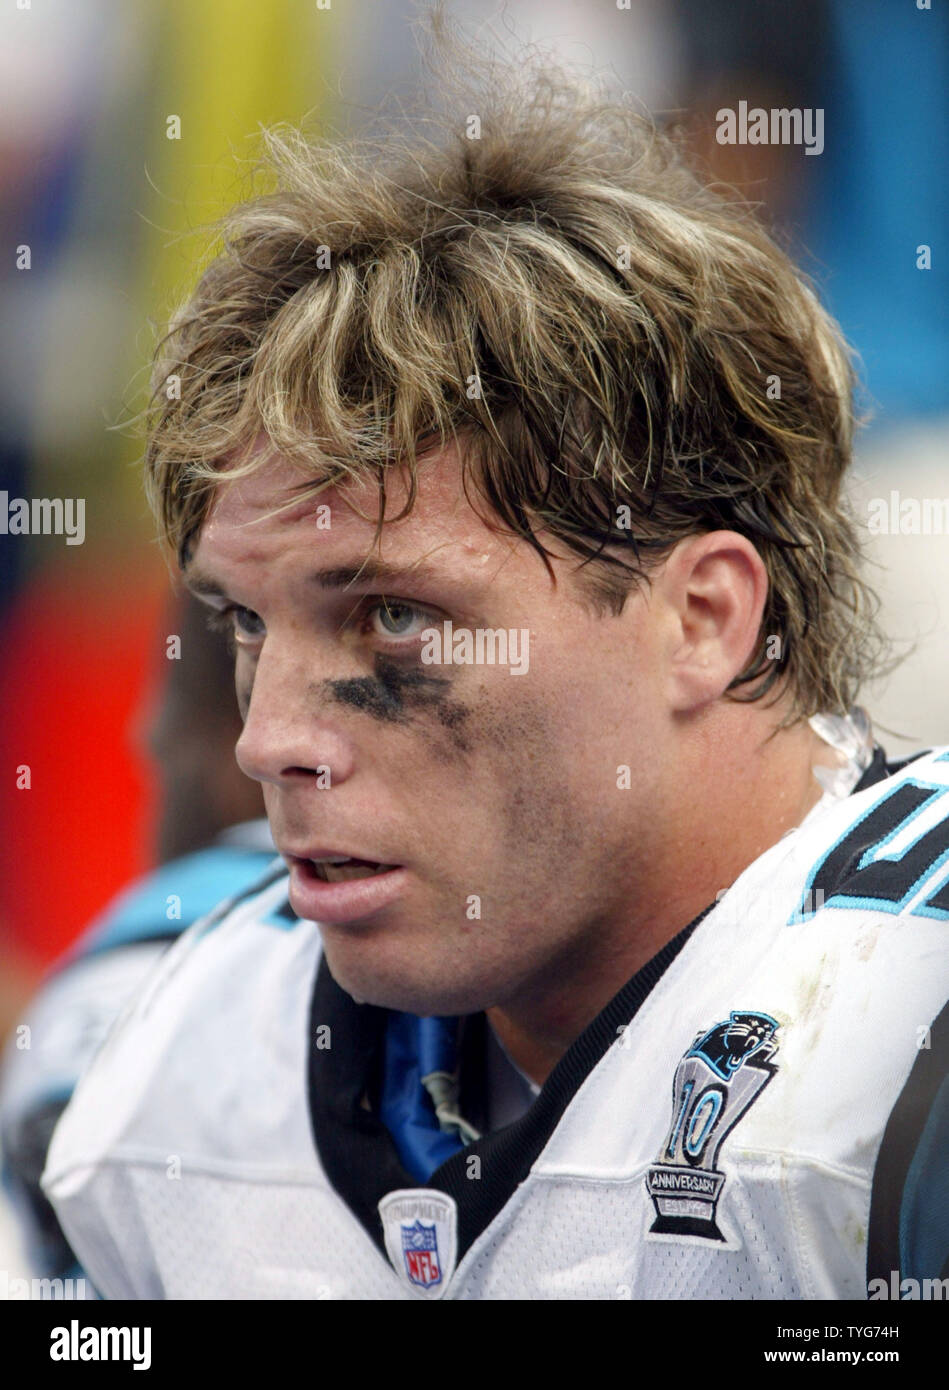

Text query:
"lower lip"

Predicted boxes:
[[287, 859, 408, 925]]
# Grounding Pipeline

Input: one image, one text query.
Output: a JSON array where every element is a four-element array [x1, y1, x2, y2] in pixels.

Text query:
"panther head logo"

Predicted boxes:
[[689, 1010, 779, 1080]]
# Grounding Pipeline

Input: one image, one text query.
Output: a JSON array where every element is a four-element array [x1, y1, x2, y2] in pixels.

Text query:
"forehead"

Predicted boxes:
[[192, 442, 497, 576]]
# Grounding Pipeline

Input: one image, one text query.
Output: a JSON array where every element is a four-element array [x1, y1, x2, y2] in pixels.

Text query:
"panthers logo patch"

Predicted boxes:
[[645, 1011, 779, 1244]]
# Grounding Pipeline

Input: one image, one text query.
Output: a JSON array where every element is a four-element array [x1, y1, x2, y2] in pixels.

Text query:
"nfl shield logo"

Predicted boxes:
[[401, 1219, 442, 1288], [380, 1190, 457, 1298]]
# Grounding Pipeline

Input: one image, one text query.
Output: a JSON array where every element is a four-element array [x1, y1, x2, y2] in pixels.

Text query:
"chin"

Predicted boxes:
[[321, 938, 492, 1017]]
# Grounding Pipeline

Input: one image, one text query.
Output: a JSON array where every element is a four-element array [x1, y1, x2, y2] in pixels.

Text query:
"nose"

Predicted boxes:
[[235, 640, 356, 788]]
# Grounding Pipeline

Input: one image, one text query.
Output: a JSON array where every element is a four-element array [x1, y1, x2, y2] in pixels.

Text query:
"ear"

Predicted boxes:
[[658, 531, 769, 713]]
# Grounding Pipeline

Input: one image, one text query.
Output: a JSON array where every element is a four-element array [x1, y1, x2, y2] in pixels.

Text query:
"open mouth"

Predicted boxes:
[[300, 856, 394, 883], [284, 849, 407, 924]]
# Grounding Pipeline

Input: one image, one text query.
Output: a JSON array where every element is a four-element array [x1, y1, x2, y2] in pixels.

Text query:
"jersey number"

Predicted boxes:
[[792, 767, 949, 923]]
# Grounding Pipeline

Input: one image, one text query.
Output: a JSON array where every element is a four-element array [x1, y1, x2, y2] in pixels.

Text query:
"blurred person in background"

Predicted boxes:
[[0, 592, 271, 1285]]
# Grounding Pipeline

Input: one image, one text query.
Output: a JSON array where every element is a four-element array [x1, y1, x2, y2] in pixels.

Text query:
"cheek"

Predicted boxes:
[[472, 662, 642, 873], [463, 687, 583, 855]]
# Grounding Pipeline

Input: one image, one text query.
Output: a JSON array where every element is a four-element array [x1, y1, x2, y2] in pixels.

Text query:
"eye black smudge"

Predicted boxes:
[[324, 655, 472, 752], [326, 656, 445, 721]]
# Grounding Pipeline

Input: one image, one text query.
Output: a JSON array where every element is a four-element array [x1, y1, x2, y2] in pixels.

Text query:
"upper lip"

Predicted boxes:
[[279, 846, 394, 865]]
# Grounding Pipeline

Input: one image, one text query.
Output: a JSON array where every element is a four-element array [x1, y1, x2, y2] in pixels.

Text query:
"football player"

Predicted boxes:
[[41, 50, 948, 1300]]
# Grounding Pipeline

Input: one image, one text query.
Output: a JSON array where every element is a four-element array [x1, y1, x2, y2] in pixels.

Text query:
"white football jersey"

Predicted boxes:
[[42, 747, 949, 1300], [0, 822, 275, 1279]]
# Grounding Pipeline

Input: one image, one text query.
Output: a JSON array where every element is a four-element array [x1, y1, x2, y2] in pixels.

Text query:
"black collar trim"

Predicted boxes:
[[306, 904, 713, 1266], [854, 743, 924, 794]]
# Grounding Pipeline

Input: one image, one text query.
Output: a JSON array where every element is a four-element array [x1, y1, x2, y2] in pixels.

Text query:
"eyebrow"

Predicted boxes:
[[183, 556, 449, 600], [312, 559, 446, 590]]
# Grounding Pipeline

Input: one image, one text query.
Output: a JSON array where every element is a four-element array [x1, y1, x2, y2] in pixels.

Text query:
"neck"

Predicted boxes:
[[487, 709, 829, 1087]]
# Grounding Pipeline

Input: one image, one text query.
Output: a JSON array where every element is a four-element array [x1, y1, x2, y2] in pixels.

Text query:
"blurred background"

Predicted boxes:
[[0, 0, 946, 1269]]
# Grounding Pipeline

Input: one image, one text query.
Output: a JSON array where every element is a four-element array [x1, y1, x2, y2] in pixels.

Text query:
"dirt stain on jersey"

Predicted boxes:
[[854, 921, 883, 963], [789, 948, 841, 1075]]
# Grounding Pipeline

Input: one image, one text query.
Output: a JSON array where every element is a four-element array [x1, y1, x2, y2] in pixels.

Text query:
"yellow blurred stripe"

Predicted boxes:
[[140, 0, 332, 317]]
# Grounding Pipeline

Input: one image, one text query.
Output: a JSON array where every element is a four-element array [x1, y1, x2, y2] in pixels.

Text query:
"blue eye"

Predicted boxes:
[[206, 605, 265, 646], [232, 605, 265, 638], [370, 602, 427, 638]]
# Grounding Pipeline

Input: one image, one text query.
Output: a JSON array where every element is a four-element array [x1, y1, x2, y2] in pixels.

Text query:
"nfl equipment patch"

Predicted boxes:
[[379, 1190, 457, 1299], [646, 1011, 779, 1245]]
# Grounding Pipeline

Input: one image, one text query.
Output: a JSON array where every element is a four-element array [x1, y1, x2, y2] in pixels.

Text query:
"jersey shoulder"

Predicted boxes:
[[786, 745, 949, 927], [42, 862, 316, 1182], [1, 832, 280, 1275]]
